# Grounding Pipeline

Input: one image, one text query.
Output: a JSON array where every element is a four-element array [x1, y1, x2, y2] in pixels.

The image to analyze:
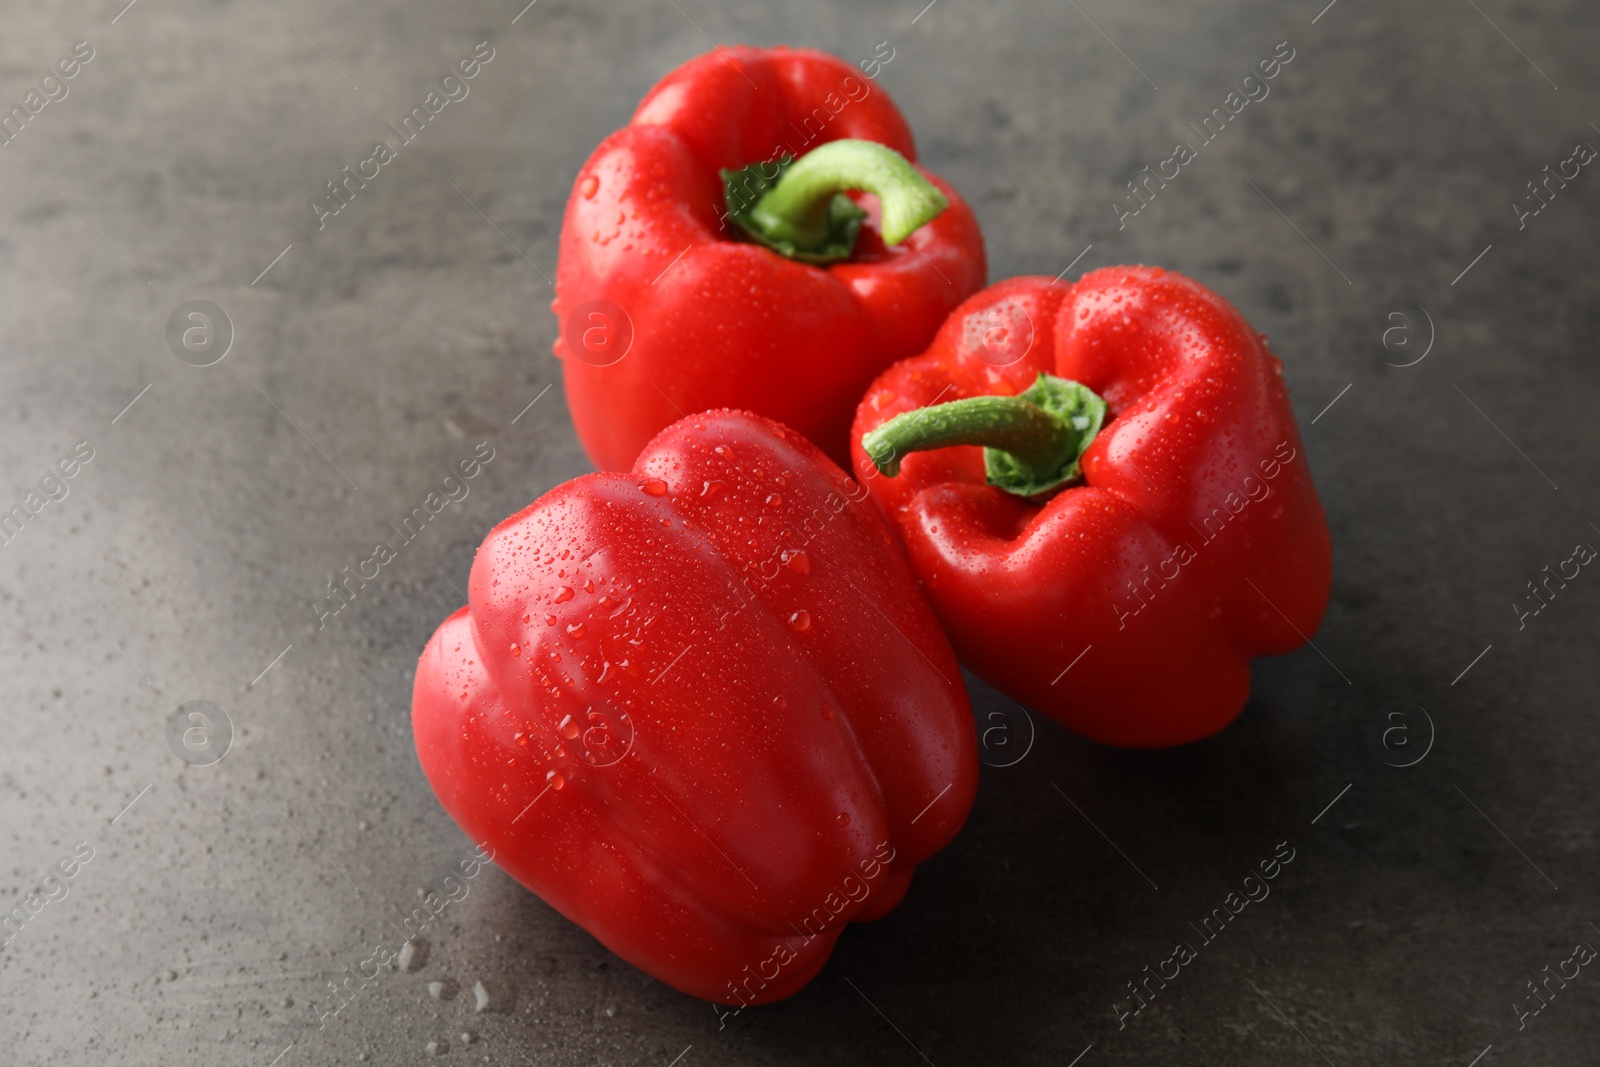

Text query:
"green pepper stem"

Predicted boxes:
[[861, 374, 1108, 498], [747, 140, 948, 248], [864, 395, 1067, 476]]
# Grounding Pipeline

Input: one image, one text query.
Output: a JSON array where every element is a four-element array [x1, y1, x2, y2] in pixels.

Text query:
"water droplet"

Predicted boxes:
[[545, 614, 557, 625], [641, 479, 668, 496], [701, 480, 726, 498], [509, 643, 521, 657], [836, 812, 850, 826], [766, 493, 783, 507], [786, 551, 811, 575], [554, 586, 575, 603], [820, 704, 834, 721], [773, 695, 787, 709], [546, 771, 565, 790], [514, 732, 529, 747], [787, 610, 811, 631], [584, 579, 595, 593], [567, 622, 586, 638], [580, 175, 599, 199], [559, 714, 580, 740]]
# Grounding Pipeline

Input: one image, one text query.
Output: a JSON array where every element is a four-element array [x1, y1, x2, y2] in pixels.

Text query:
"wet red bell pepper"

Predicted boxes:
[[850, 267, 1333, 748], [412, 410, 977, 1005], [553, 46, 986, 472]]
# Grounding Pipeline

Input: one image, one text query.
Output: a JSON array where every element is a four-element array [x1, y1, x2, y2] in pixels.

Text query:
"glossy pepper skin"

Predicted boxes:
[[850, 267, 1333, 748], [553, 46, 986, 472], [412, 411, 977, 1004]]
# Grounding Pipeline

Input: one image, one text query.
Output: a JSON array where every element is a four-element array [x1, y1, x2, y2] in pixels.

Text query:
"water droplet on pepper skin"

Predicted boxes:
[[787, 610, 811, 632], [547, 771, 565, 790], [837, 812, 850, 826], [820, 704, 834, 721], [580, 175, 599, 199], [641, 479, 668, 496], [559, 714, 580, 740], [554, 586, 575, 603], [567, 622, 586, 638], [787, 551, 811, 575]]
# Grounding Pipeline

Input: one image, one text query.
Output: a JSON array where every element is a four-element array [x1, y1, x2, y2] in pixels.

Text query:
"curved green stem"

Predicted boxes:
[[721, 140, 948, 265], [864, 395, 1069, 477], [862, 374, 1107, 498]]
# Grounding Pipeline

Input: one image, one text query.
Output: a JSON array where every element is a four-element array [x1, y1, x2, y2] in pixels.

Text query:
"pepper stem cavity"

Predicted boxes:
[[721, 140, 949, 265], [862, 374, 1108, 498]]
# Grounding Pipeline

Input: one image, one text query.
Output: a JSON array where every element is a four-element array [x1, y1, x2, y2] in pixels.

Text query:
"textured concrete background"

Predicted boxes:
[[1, 0, 1597, 1064]]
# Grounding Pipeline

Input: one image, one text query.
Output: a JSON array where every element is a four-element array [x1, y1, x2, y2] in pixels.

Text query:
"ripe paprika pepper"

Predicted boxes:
[[554, 46, 986, 472], [851, 267, 1333, 748], [412, 410, 977, 1004]]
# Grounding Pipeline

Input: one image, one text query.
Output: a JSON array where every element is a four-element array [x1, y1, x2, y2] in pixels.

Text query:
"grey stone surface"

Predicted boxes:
[[1, 0, 1597, 1064]]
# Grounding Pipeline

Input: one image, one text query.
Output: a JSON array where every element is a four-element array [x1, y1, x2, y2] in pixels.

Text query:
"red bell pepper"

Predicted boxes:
[[412, 410, 976, 1004], [851, 267, 1333, 748], [554, 46, 986, 472]]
